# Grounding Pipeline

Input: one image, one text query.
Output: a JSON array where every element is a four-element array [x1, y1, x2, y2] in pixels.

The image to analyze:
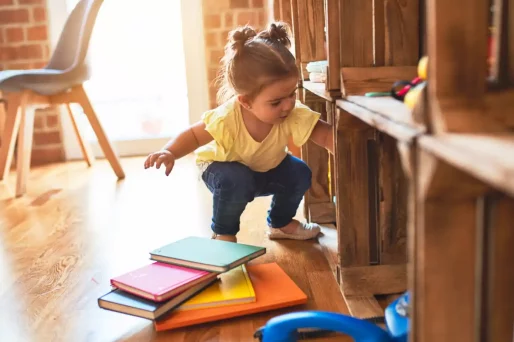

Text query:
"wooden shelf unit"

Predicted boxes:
[[272, 0, 514, 340], [271, 0, 422, 320]]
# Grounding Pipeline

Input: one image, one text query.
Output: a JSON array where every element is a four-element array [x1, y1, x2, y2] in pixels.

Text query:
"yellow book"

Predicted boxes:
[[175, 265, 256, 311]]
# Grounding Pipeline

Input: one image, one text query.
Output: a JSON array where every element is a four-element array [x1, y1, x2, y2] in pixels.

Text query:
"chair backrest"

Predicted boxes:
[[46, 0, 104, 71]]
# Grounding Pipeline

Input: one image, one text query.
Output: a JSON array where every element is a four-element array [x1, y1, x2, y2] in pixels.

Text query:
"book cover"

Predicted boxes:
[[176, 264, 256, 311], [154, 262, 308, 331], [110, 262, 217, 302], [149, 236, 266, 272], [98, 276, 217, 320]]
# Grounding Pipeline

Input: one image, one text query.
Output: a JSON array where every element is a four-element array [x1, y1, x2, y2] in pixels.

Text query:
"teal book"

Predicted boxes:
[[149, 236, 266, 272]]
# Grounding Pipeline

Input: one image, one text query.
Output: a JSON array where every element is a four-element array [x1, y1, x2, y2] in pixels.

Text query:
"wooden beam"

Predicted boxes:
[[427, 0, 489, 100], [342, 295, 384, 319], [374, 0, 420, 66], [296, 0, 326, 62], [325, 0, 341, 91], [481, 196, 514, 342], [301, 101, 335, 224], [414, 150, 486, 342], [339, 0, 374, 67], [340, 264, 406, 296], [307, 202, 336, 224], [290, 0, 303, 86], [378, 134, 408, 265], [426, 0, 490, 133], [335, 109, 374, 267], [340, 66, 418, 96], [491, 0, 514, 86]]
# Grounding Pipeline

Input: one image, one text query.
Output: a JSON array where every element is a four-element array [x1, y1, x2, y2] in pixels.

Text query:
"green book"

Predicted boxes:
[[149, 237, 266, 273]]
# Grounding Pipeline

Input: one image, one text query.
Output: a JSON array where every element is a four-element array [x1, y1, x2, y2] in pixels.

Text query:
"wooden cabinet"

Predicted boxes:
[[271, 0, 514, 341]]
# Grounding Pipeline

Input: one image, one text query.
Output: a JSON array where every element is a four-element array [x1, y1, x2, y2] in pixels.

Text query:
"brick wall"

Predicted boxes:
[[203, 0, 267, 108], [0, 0, 64, 165]]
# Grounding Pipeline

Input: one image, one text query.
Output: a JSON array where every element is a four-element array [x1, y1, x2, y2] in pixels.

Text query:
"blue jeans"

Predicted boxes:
[[201, 154, 312, 236]]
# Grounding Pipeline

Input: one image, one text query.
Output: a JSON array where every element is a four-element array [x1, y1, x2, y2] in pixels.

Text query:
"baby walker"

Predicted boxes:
[[254, 292, 410, 342]]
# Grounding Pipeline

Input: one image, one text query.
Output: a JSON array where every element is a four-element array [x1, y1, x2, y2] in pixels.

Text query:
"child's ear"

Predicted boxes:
[[237, 95, 253, 110]]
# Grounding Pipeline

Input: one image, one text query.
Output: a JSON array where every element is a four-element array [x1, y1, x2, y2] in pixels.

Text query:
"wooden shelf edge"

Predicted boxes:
[[336, 97, 424, 142], [343, 294, 385, 320], [301, 81, 340, 102], [419, 134, 514, 197], [307, 202, 336, 224], [338, 264, 406, 320]]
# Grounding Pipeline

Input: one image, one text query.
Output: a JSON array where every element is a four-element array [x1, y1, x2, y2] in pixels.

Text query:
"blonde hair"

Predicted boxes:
[[216, 22, 298, 105]]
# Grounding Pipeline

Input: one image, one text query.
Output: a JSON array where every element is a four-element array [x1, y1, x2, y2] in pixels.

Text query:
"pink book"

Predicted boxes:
[[110, 262, 217, 302]]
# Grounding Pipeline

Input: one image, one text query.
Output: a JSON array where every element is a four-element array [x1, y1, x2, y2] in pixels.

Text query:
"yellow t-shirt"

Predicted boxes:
[[195, 97, 321, 172]]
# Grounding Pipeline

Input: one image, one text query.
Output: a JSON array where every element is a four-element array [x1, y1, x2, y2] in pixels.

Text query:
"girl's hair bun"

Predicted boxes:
[[258, 22, 291, 47], [228, 26, 257, 53]]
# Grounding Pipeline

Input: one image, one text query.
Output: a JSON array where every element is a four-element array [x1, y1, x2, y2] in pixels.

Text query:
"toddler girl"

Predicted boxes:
[[144, 22, 333, 243]]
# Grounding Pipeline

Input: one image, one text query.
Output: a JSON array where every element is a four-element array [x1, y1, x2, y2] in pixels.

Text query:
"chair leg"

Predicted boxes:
[[64, 103, 95, 167], [0, 93, 23, 181], [15, 101, 36, 197], [73, 85, 125, 179], [0, 91, 6, 136]]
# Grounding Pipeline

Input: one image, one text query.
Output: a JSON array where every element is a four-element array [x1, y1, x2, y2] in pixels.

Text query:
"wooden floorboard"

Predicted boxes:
[[0, 156, 355, 342]]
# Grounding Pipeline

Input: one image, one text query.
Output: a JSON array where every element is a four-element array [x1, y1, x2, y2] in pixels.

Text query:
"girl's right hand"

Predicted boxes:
[[144, 150, 176, 176]]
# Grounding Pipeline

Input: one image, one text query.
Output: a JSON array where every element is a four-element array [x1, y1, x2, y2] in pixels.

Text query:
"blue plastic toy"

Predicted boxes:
[[254, 292, 410, 342]]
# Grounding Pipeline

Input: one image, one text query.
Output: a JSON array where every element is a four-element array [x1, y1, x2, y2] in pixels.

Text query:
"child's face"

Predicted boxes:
[[240, 76, 298, 124]]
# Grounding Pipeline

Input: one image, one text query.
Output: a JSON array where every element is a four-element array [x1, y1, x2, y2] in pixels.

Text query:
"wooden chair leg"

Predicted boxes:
[[73, 85, 125, 179], [15, 101, 36, 197], [64, 103, 95, 167], [0, 91, 6, 137], [0, 93, 23, 181]]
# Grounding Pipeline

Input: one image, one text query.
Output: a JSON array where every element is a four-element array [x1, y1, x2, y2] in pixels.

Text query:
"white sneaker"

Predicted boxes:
[[268, 221, 321, 240]]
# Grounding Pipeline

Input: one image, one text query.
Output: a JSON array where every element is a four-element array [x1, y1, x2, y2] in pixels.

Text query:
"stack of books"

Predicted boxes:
[[98, 236, 308, 331]]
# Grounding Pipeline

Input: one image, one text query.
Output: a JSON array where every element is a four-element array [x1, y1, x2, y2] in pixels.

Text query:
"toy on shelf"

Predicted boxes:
[[387, 56, 427, 110]]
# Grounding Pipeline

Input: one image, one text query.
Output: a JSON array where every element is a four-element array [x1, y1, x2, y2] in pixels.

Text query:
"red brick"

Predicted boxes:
[[230, 0, 250, 8], [34, 114, 44, 129], [0, 47, 17, 62], [45, 114, 59, 128], [0, 9, 30, 24], [224, 12, 234, 28], [205, 32, 219, 48], [19, 0, 44, 4], [0, 0, 14, 5], [208, 67, 219, 82], [16, 44, 43, 60], [43, 45, 50, 59], [4, 62, 32, 69], [204, 14, 221, 29], [204, 0, 229, 12], [236, 11, 257, 26], [222, 29, 232, 40], [258, 11, 266, 27], [209, 49, 224, 65], [32, 61, 47, 69], [31, 146, 64, 165], [252, 0, 264, 8], [34, 131, 61, 145], [32, 6, 46, 22], [27, 25, 47, 41], [5, 27, 24, 42], [209, 86, 217, 103]]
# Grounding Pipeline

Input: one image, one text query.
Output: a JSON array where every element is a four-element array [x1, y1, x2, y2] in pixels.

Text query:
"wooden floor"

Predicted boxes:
[[0, 156, 355, 342]]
